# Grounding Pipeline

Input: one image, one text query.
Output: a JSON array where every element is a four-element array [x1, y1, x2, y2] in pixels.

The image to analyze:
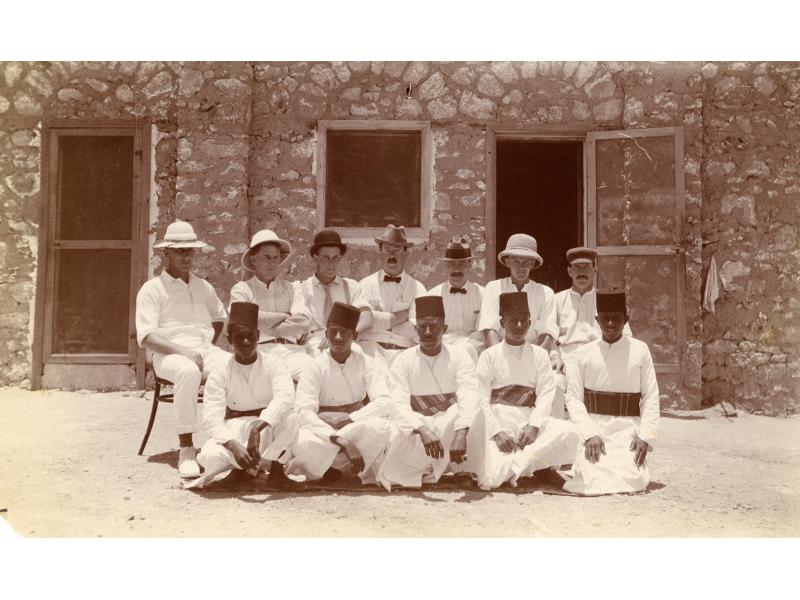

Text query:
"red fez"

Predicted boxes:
[[499, 292, 530, 316], [415, 295, 445, 319], [327, 302, 361, 331], [566, 246, 597, 264], [596, 288, 627, 313], [228, 302, 259, 329]]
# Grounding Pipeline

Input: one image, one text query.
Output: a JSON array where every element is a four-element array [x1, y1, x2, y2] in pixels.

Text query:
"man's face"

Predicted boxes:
[[313, 246, 343, 280], [164, 247, 195, 277], [596, 311, 628, 342], [227, 324, 259, 361], [446, 259, 472, 289], [505, 256, 537, 283], [567, 261, 596, 293], [250, 243, 283, 283], [379, 242, 407, 276], [326, 324, 355, 355], [500, 311, 531, 344], [416, 316, 447, 353]]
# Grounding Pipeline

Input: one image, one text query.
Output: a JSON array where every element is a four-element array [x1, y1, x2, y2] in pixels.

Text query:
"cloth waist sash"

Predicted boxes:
[[318, 396, 367, 414], [224, 407, 263, 420], [490, 384, 537, 408], [584, 388, 641, 417], [410, 392, 457, 416]]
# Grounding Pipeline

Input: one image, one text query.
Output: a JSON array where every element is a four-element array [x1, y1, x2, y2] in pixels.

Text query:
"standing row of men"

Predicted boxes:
[[136, 219, 660, 495]]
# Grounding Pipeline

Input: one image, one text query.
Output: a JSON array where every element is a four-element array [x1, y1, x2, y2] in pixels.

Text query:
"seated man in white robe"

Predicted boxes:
[[357, 224, 427, 365], [479, 233, 559, 354], [185, 302, 300, 490], [230, 229, 313, 381], [563, 289, 660, 496], [410, 236, 484, 364], [550, 247, 632, 418], [389, 295, 482, 487], [298, 229, 371, 357], [474, 292, 580, 490], [286, 302, 419, 491]]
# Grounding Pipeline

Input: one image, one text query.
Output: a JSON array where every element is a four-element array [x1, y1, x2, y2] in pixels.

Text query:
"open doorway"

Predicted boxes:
[[494, 138, 583, 292]]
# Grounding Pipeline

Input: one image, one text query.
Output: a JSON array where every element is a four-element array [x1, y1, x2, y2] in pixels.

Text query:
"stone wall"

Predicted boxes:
[[0, 60, 797, 414], [700, 61, 800, 414]]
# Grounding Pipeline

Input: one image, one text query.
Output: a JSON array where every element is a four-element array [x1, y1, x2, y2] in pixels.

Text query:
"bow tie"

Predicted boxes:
[[449, 287, 467, 294], [383, 275, 402, 283]]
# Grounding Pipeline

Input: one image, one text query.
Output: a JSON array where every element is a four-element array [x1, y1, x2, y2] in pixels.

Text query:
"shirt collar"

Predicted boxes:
[[569, 287, 595, 298], [250, 275, 283, 291], [160, 270, 194, 285], [314, 274, 342, 287]]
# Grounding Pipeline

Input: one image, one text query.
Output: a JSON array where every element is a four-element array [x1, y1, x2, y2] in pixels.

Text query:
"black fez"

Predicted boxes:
[[228, 302, 259, 329], [596, 288, 627, 313], [499, 292, 530, 316], [415, 295, 445, 319], [566, 246, 597, 265], [327, 302, 361, 331]]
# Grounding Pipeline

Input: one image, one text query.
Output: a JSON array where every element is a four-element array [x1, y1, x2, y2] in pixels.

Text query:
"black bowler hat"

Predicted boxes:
[[499, 292, 530, 317], [228, 302, 259, 329], [310, 229, 347, 256], [415, 295, 445, 319], [596, 288, 627, 313], [327, 302, 361, 331], [566, 246, 597, 265]]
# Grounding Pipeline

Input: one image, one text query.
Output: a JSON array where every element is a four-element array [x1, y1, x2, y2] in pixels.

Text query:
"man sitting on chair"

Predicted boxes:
[[185, 302, 299, 490], [135, 220, 228, 479]]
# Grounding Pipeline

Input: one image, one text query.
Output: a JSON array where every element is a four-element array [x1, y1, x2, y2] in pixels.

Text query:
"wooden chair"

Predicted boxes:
[[138, 367, 204, 455]]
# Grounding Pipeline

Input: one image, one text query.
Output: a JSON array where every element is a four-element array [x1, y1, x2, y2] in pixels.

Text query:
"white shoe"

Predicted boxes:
[[178, 447, 201, 479]]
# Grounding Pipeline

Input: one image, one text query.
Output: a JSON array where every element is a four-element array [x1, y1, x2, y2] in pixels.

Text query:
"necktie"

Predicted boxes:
[[449, 287, 467, 294], [383, 275, 402, 283], [322, 282, 333, 324]]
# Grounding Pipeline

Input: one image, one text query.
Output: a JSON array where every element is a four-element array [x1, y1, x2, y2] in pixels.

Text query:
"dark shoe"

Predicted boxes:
[[266, 462, 307, 491], [453, 472, 475, 489], [533, 467, 567, 488]]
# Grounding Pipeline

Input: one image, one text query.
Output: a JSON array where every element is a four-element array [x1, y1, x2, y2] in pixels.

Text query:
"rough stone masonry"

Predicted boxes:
[[0, 61, 797, 415]]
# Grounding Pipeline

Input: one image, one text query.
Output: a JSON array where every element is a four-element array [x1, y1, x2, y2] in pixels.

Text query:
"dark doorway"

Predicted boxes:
[[495, 138, 583, 292]]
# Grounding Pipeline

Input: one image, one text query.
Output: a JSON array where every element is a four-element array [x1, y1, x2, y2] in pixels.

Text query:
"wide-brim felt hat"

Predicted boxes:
[[242, 229, 292, 272], [310, 229, 347, 256], [154, 219, 208, 249], [436, 236, 476, 262], [374, 224, 413, 248], [498, 233, 543, 270]]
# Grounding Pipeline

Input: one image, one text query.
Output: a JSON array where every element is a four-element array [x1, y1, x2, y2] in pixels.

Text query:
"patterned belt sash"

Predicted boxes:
[[318, 397, 367, 414], [260, 337, 295, 345], [584, 389, 641, 417], [410, 392, 457, 416], [490, 384, 537, 408], [224, 407, 263, 420], [377, 341, 408, 351]]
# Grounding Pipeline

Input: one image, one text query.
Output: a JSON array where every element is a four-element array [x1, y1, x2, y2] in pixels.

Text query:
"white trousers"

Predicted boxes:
[[258, 343, 313, 381], [153, 345, 228, 435], [442, 334, 483, 364], [471, 406, 580, 490], [563, 415, 651, 496]]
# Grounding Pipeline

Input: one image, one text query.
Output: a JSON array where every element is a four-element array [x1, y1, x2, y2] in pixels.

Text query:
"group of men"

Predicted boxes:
[[135, 219, 660, 495]]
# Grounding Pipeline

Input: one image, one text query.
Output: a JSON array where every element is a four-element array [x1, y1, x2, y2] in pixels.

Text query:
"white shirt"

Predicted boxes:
[[565, 336, 660, 445], [358, 270, 427, 346], [554, 288, 632, 349], [229, 277, 311, 343], [135, 271, 226, 348], [478, 277, 559, 342], [202, 352, 296, 444], [390, 344, 481, 431], [476, 341, 556, 432], [412, 281, 484, 338], [299, 275, 369, 334]]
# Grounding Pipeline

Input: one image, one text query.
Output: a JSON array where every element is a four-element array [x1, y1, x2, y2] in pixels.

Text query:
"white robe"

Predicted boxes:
[[411, 282, 485, 363], [285, 350, 419, 490], [188, 352, 297, 488], [563, 336, 660, 495], [474, 342, 581, 490], [357, 270, 427, 364], [387, 344, 482, 485]]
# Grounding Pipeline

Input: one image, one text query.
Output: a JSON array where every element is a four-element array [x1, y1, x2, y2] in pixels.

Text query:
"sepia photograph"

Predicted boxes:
[[0, 2, 798, 597]]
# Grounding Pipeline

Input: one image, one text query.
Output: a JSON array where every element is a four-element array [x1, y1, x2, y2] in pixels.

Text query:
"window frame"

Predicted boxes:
[[316, 119, 432, 245]]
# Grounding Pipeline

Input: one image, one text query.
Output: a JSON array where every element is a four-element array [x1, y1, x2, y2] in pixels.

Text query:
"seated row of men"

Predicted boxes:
[[136, 220, 659, 495]]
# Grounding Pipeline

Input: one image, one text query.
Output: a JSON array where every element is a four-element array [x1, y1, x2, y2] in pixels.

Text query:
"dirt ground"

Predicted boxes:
[[1, 387, 798, 538]]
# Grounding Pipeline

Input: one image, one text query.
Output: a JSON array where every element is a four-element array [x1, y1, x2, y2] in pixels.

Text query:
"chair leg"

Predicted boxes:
[[138, 381, 161, 456]]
